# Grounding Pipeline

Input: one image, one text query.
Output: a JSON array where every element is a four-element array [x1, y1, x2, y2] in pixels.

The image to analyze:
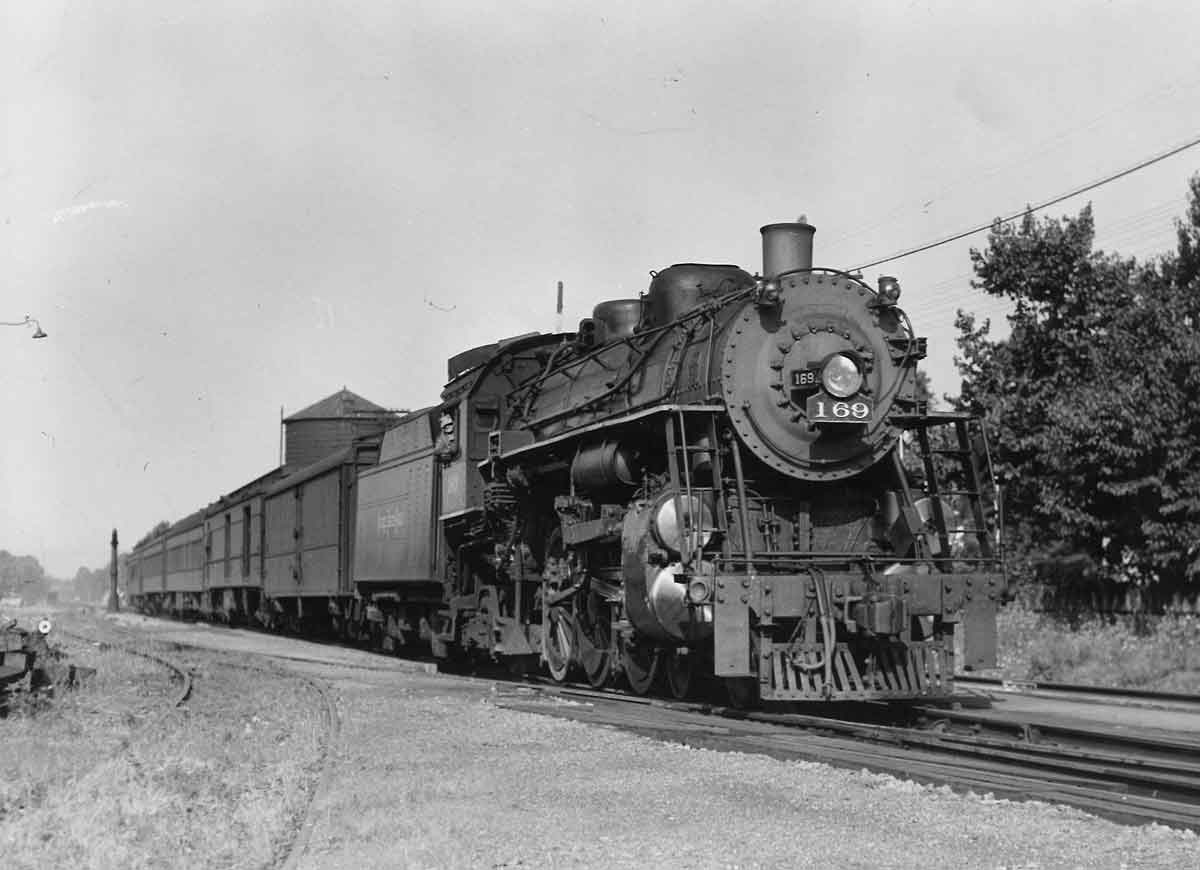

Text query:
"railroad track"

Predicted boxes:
[[196, 654, 342, 870], [53, 620, 342, 869], [956, 674, 1200, 713], [495, 678, 1200, 830], [105, 627, 342, 870], [94, 612, 1200, 829], [59, 628, 193, 707]]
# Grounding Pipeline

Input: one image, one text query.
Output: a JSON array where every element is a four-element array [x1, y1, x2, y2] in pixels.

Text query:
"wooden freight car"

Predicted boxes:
[[261, 443, 382, 634]]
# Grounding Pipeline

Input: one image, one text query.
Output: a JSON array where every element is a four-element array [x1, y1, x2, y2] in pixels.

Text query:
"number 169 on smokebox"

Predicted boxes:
[[805, 395, 872, 423]]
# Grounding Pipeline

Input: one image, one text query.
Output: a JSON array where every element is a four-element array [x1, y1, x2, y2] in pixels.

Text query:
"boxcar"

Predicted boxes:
[[261, 442, 380, 632]]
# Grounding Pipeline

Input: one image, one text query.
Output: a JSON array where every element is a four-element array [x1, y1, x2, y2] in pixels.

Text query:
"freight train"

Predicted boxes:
[[127, 219, 1004, 704]]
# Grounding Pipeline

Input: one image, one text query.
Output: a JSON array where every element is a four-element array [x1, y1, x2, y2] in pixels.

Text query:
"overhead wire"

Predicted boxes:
[[822, 71, 1200, 253], [903, 194, 1190, 324], [838, 86, 1200, 386], [851, 131, 1200, 273]]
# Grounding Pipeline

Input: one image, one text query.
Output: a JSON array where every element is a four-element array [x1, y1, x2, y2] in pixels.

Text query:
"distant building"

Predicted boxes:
[[283, 388, 399, 469]]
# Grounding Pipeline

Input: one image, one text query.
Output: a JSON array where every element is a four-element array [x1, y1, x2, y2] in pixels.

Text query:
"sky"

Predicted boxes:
[[3, 1, 1200, 576]]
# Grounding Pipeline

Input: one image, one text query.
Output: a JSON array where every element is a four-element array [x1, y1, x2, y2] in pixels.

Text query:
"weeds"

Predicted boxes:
[[0, 621, 322, 870], [993, 603, 1200, 691]]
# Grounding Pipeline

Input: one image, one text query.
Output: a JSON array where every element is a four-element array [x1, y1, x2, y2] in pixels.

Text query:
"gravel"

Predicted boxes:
[[285, 666, 1200, 870]]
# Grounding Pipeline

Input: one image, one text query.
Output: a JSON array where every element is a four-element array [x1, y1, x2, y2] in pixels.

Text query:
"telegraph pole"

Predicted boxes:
[[109, 529, 120, 612]]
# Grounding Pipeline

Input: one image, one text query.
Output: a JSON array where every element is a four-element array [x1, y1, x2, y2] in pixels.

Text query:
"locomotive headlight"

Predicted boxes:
[[820, 353, 864, 398], [653, 495, 714, 555]]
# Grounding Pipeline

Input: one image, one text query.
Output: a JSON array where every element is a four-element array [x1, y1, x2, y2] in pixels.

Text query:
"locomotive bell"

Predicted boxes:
[[761, 219, 815, 280]]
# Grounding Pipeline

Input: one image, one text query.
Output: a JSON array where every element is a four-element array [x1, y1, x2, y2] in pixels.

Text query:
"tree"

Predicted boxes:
[[954, 184, 1200, 594], [0, 550, 48, 603], [1, 551, 45, 597], [136, 520, 172, 549]]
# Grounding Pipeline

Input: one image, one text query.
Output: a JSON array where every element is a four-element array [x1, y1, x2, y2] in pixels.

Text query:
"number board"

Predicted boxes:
[[805, 394, 872, 424], [790, 369, 819, 388]]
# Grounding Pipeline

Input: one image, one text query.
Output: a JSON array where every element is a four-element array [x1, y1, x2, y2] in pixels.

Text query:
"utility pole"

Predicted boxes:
[[109, 528, 120, 612], [555, 280, 564, 334]]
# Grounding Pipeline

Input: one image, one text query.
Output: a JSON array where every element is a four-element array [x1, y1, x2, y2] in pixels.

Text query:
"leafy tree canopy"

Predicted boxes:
[[954, 177, 1200, 589]]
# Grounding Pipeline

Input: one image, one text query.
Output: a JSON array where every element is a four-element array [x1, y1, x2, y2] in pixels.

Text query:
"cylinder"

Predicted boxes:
[[761, 221, 816, 279]]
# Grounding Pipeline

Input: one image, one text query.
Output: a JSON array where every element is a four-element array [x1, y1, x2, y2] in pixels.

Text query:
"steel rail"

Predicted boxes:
[[92, 625, 343, 870], [509, 679, 1200, 830], [955, 674, 1200, 713], [104, 612, 1200, 828], [59, 628, 192, 707]]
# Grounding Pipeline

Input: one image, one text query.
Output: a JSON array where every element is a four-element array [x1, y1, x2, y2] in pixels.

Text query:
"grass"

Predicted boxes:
[[991, 602, 1200, 692], [0, 618, 325, 870]]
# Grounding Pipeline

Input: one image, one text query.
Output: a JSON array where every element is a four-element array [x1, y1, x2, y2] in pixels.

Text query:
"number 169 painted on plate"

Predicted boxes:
[[805, 395, 872, 423]]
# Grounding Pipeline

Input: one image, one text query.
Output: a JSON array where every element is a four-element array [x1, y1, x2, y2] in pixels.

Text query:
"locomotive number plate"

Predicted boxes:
[[806, 395, 872, 423], [791, 369, 819, 388]]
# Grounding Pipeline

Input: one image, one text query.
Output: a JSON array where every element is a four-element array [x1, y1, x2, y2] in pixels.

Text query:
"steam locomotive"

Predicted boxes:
[[128, 219, 1003, 704]]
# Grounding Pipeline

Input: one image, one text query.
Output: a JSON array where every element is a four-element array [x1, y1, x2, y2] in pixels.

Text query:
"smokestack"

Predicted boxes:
[[760, 218, 816, 280]]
